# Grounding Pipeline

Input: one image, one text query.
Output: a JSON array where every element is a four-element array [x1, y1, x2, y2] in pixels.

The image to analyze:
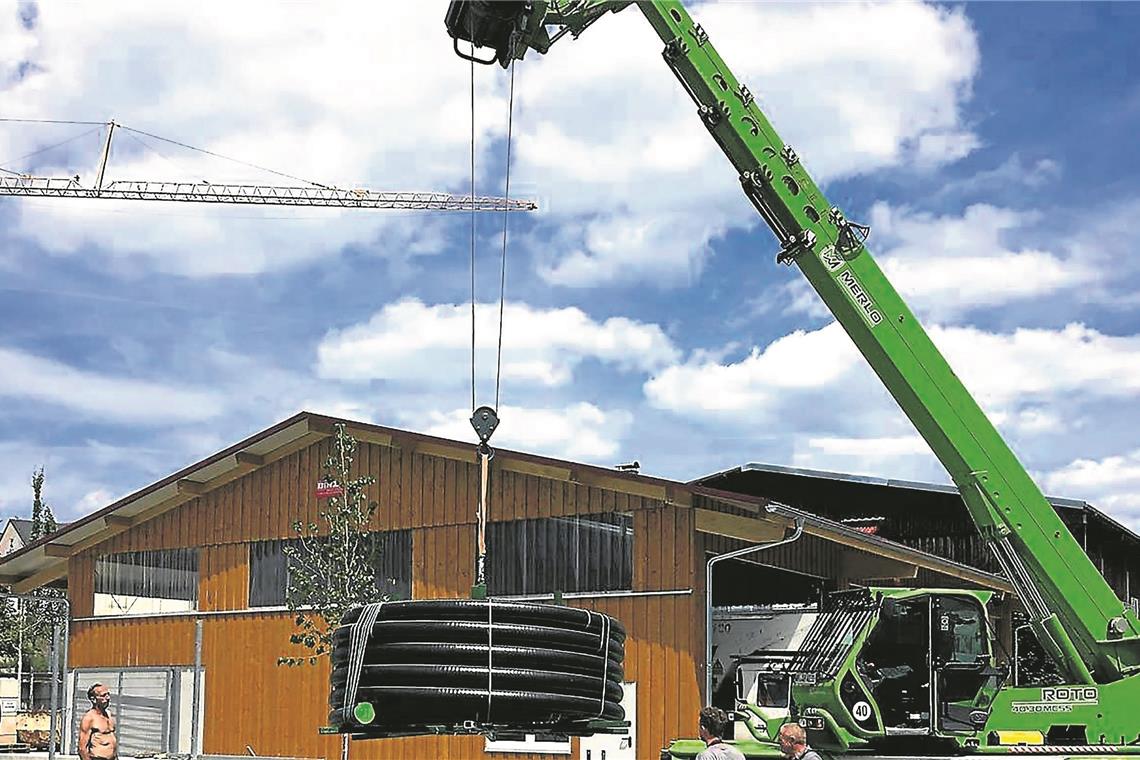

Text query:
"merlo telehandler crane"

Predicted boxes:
[[444, 1, 1140, 756]]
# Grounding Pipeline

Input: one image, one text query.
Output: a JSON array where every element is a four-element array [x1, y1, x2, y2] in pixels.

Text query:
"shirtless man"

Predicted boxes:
[[78, 683, 117, 760]]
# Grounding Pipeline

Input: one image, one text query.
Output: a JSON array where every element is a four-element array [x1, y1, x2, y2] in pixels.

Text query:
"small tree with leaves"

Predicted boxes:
[[30, 467, 58, 539], [279, 424, 385, 666], [0, 468, 68, 708], [25, 468, 67, 663]]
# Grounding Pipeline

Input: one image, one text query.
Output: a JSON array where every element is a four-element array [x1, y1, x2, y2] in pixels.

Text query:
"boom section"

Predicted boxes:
[[444, 0, 1140, 683]]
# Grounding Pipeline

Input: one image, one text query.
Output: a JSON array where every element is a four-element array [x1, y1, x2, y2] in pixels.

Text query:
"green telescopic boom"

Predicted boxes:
[[444, 0, 1140, 685]]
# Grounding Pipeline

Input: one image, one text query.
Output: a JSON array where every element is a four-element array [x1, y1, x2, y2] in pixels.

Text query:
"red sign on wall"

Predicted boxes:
[[315, 481, 345, 498]]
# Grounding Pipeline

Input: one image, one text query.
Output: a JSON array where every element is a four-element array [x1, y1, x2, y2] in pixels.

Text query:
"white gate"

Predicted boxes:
[[69, 667, 203, 756]]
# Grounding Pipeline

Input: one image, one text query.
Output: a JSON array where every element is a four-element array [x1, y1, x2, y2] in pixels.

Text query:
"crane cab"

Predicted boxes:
[[788, 588, 1000, 752]]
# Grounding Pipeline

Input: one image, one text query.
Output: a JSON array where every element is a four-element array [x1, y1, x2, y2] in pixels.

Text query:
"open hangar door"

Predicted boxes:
[[698, 509, 1016, 722]]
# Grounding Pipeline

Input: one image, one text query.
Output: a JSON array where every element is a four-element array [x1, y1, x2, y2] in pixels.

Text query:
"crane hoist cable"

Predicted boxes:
[[467, 43, 518, 593]]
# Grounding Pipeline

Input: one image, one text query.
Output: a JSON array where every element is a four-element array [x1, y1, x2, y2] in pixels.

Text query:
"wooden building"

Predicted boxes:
[[0, 412, 1010, 760]]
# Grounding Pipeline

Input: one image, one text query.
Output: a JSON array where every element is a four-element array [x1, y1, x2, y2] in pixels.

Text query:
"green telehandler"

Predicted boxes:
[[444, 2, 1140, 756]]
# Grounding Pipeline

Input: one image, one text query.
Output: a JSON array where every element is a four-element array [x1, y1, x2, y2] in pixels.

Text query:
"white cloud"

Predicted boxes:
[[1044, 451, 1140, 528], [927, 323, 1140, 407], [0, 2, 35, 86], [789, 434, 941, 483], [1, 2, 506, 275], [0, 438, 151, 522], [0, 346, 224, 424], [864, 203, 1096, 320], [647, 320, 1140, 447], [806, 435, 931, 458], [415, 403, 633, 462], [317, 298, 679, 386], [538, 212, 727, 289], [646, 319, 1140, 522], [645, 323, 860, 417], [935, 153, 1062, 199], [2, 1, 979, 287], [914, 130, 982, 168], [519, 0, 979, 286]]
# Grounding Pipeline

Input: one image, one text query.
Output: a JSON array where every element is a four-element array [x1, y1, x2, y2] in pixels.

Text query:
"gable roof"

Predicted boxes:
[[0, 412, 1013, 596], [9, 519, 33, 545]]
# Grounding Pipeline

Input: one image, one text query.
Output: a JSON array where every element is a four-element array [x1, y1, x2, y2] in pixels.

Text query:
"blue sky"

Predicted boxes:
[[1, 1, 1139, 531]]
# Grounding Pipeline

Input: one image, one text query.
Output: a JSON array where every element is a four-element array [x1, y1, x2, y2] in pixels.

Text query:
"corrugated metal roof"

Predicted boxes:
[[698, 462, 1140, 546]]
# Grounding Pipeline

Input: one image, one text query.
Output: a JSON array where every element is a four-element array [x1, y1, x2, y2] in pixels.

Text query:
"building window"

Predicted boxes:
[[249, 530, 412, 608], [487, 513, 633, 596], [94, 549, 199, 616]]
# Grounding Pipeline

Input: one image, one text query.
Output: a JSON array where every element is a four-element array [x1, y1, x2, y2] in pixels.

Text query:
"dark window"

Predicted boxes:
[[94, 549, 199, 603], [249, 531, 412, 608], [487, 513, 633, 596]]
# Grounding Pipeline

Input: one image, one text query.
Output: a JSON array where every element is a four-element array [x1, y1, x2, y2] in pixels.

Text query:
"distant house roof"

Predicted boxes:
[[10, 519, 33, 545]]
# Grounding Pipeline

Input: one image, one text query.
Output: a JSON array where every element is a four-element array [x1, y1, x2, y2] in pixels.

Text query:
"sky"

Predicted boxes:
[[1, 1, 1139, 532]]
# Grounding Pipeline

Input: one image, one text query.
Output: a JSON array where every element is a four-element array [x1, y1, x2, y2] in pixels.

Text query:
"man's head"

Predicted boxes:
[[87, 683, 111, 710], [777, 722, 808, 757], [698, 706, 730, 743]]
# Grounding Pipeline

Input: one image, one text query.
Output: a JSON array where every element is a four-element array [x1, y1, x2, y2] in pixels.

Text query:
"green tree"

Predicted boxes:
[[30, 467, 58, 540], [24, 468, 67, 668], [279, 424, 385, 666], [0, 468, 68, 709]]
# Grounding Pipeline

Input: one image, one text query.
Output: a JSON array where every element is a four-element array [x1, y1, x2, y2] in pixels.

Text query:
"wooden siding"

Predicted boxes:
[[65, 437, 703, 760], [70, 612, 340, 758], [200, 544, 250, 612]]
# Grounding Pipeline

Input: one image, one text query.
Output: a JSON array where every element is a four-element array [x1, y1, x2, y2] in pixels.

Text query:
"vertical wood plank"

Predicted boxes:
[[296, 444, 310, 535], [234, 471, 247, 546], [389, 447, 404, 529], [633, 511, 650, 591], [526, 474, 540, 521], [443, 458, 457, 529], [432, 456, 445, 529], [411, 454, 424, 532]]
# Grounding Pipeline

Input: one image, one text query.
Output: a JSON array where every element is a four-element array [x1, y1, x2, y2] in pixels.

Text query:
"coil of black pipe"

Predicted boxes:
[[328, 599, 625, 733]]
